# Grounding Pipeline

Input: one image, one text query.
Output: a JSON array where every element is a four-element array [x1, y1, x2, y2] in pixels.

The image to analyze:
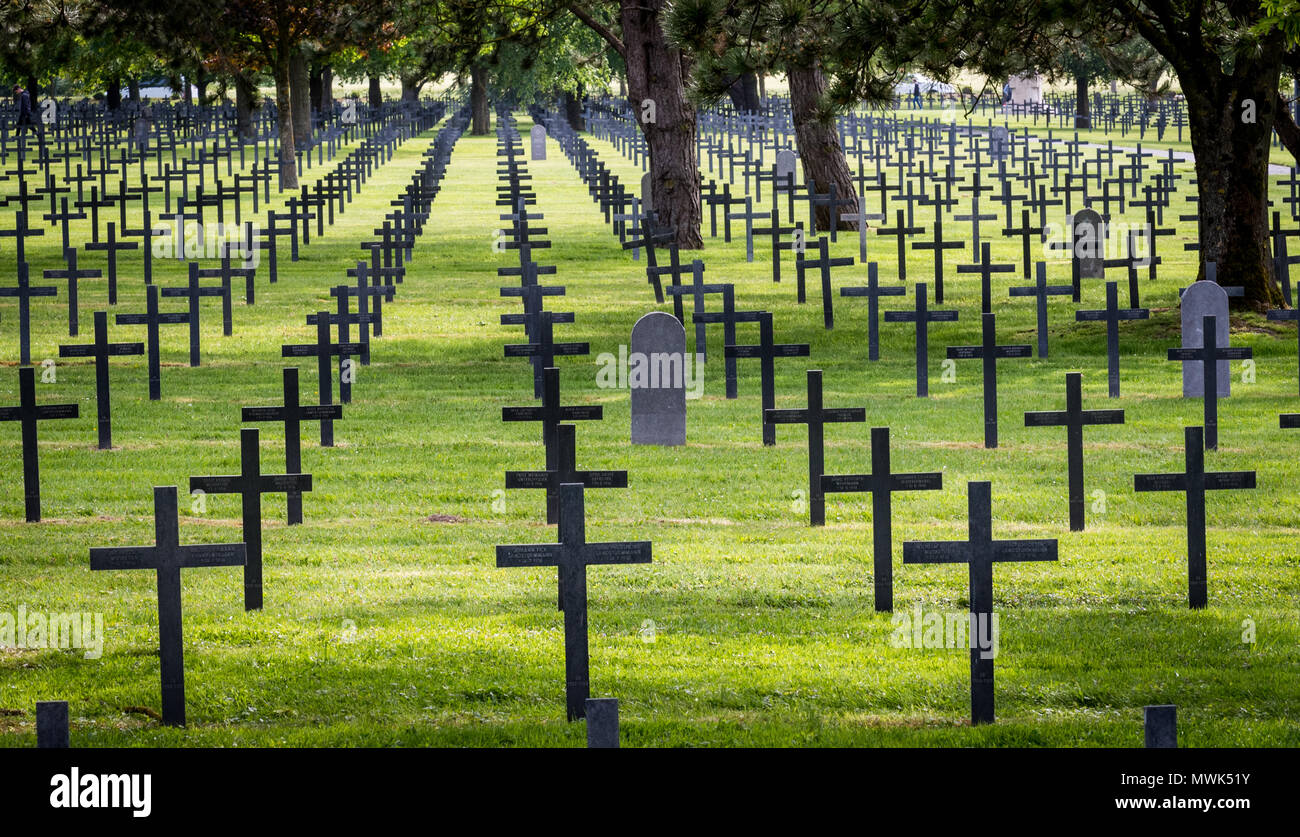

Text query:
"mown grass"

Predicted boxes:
[[0, 110, 1297, 747]]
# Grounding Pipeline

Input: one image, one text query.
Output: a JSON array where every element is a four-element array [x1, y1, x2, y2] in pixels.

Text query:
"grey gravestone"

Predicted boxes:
[[1144, 704, 1176, 748], [640, 172, 653, 214], [36, 701, 69, 748], [586, 698, 619, 748], [988, 126, 1010, 161], [630, 312, 687, 445], [1180, 281, 1231, 397], [1072, 208, 1104, 279], [530, 124, 547, 161], [776, 149, 798, 185]]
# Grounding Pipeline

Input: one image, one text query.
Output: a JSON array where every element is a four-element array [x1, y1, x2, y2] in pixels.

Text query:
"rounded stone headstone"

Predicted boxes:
[[1181, 280, 1232, 397], [630, 312, 686, 446], [989, 126, 1010, 161], [1072, 208, 1104, 279], [530, 124, 547, 160], [776, 149, 798, 184]]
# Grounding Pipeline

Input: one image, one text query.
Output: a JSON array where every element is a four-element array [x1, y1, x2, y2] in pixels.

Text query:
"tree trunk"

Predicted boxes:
[[310, 63, 323, 113], [471, 64, 490, 134], [26, 75, 38, 101], [235, 71, 256, 140], [727, 71, 761, 113], [788, 62, 857, 231], [195, 69, 209, 106], [274, 51, 299, 189], [106, 77, 121, 110], [182, 75, 192, 105], [621, 0, 703, 248], [290, 51, 311, 150], [321, 66, 333, 113], [368, 75, 382, 109], [1075, 72, 1090, 129], [1184, 65, 1282, 309], [401, 75, 423, 102], [563, 86, 584, 131], [128, 78, 140, 101]]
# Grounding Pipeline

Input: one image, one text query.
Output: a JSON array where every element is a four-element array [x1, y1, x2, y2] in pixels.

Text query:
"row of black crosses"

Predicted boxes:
[[492, 110, 645, 739], [0, 113, 432, 524], [544, 102, 1298, 727], [9, 103, 460, 729]]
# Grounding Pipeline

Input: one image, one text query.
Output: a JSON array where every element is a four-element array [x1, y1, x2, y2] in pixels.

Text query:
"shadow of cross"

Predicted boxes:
[[89, 486, 245, 727], [765, 369, 866, 527], [496, 483, 651, 722], [189, 428, 312, 612], [822, 426, 943, 612], [1024, 372, 1125, 532], [0, 367, 79, 522], [903, 481, 1058, 725], [1167, 315, 1252, 451], [1134, 426, 1256, 609]]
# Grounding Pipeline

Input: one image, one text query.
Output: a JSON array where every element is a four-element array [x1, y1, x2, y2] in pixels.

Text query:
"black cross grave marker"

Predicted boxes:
[[1008, 261, 1072, 358], [241, 367, 341, 524], [506, 422, 627, 525], [0, 366, 79, 521], [725, 312, 811, 446], [189, 427, 313, 611], [281, 314, 365, 443], [496, 482, 652, 721], [115, 284, 190, 401], [840, 262, 905, 361], [764, 369, 866, 526], [43, 248, 100, 337], [89, 485, 245, 726], [1024, 372, 1125, 531], [946, 313, 1033, 448], [1134, 426, 1256, 608], [1075, 280, 1149, 397], [884, 281, 958, 397], [821, 426, 942, 612], [1167, 315, 1251, 451], [903, 480, 1058, 725], [0, 262, 57, 366], [57, 311, 143, 450]]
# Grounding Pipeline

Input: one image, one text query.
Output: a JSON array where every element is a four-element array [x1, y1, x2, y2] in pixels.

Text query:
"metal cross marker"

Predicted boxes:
[[1008, 261, 1072, 358], [1167, 315, 1251, 450], [957, 242, 1016, 315], [884, 281, 958, 397], [90, 486, 245, 726], [1076, 281, 1149, 397], [0, 367, 79, 521], [765, 369, 866, 527], [841, 262, 905, 361], [725, 312, 811, 446], [0, 261, 57, 366], [57, 311, 143, 450], [822, 426, 942, 611], [189, 428, 312, 612], [241, 367, 341, 524], [903, 481, 1058, 725], [281, 313, 365, 443], [496, 483, 651, 721], [1134, 426, 1256, 608], [1025, 373, 1125, 531], [115, 284, 190, 401], [946, 313, 1033, 448]]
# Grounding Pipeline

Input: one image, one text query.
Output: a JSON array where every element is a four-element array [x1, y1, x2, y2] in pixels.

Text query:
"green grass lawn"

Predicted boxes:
[[0, 111, 1297, 747]]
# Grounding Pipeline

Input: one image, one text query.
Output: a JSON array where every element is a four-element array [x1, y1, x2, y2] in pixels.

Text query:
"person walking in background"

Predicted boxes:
[[911, 82, 922, 109], [13, 84, 35, 138]]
